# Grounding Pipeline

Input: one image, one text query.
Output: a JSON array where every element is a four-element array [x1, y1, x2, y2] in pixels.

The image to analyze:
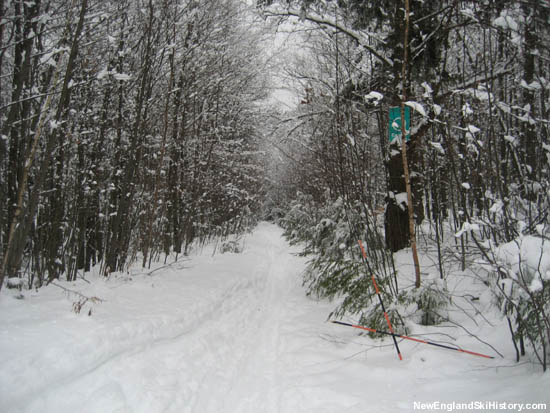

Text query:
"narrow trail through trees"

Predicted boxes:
[[2, 224, 326, 413], [1, 223, 548, 412]]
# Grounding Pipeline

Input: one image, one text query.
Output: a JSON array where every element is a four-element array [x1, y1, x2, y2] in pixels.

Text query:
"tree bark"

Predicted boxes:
[[400, 0, 421, 289], [0, 0, 88, 289]]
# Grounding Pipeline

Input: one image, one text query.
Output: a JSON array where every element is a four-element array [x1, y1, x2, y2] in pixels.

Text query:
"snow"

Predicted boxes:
[[395, 192, 408, 209], [6, 278, 23, 288], [364, 91, 383, 104], [113, 73, 132, 82], [40, 48, 66, 67], [462, 102, 474, 116], [1, 223, 548, 412], [455, 221, 481, 237], [493, 15, 519, 32], [97, 68, 110, 80], [467, 124, 480, 134], [521, 80, 542, 91], [97, 70, 131, 82], [489, 200, 504, 215], [404, 101, 427, 117], [429, 141, 445, 155], [460, 87, 494, 102], [49, 120, 62, 130], [365, 91, 383, 100], [495, 236, 550, 283], [504, 135, 517, 145], [421, 82, 432, 98], [460, 7, 478, 22]]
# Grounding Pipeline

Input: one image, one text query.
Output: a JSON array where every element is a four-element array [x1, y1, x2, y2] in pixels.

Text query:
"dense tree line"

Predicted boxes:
[[0, 0, 269, 288], [261, 0, 550, 370], [2, 0, 548, 371]]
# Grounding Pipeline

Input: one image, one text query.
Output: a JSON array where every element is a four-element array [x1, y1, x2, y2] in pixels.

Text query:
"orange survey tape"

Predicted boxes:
[[357, 239, 402, 360], [331, 320, 495, 359]]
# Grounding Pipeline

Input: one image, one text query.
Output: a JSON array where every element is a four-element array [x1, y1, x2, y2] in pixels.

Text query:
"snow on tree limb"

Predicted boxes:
[[262, 8, 393, 68]]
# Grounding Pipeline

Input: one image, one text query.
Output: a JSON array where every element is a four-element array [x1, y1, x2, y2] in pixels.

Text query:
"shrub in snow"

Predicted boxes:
[[281, 195, 401, 327], [4, 277, 25, 300], [280, 193, 454, 341], [488, 236, 550, 370], [359, 303, 405, 338], [6, 277, 23, 291], [400, 277, 450, 326], [219, 240, 242, 254], [357, 277, 449, 337], [280, 192, 318, 247]]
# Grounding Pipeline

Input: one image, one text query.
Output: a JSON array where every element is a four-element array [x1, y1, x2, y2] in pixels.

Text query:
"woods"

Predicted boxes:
[[1, 0, 549, 373], [261, 0, 550, 370], [0, 0, 269, 288]]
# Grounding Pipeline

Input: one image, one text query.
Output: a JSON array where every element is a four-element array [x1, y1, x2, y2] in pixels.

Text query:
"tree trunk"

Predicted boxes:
[[0, 0, 88, 289]]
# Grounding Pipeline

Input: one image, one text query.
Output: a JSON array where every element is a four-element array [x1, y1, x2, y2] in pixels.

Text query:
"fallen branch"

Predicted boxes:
[[51, 282, 103, 315]]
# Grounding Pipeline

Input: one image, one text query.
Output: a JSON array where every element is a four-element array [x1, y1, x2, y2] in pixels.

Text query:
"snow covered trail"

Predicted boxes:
[[1, 223, 549, 412], [0, 223, 331, 413]]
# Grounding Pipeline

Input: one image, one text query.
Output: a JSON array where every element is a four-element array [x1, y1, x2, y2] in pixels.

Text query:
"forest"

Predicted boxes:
[[261, 0, 550, 371], [0, 0, 270, 286], [1, 0, 549, 372]]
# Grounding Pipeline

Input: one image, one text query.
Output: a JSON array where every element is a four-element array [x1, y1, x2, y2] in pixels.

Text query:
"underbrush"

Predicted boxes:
[[279, 195, 549, 371]]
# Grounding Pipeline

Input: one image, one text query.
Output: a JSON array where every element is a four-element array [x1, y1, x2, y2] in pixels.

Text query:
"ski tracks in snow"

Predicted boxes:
[[189, 224, 297, 413], [5, 223, 548, 412], [215, 228, 290, 413], [2, 223, 321, 413]]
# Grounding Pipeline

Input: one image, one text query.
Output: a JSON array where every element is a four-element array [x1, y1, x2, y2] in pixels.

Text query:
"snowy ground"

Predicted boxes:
[[1, 223, 548, 412]]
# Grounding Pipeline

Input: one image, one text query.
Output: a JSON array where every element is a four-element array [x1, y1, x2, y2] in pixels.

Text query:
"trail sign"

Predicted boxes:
[[389, 106, 410, 143]]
